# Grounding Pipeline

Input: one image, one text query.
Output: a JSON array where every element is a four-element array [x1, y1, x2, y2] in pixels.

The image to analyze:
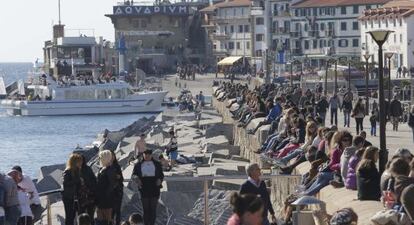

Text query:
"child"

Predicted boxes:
[[369, 111, 377, 136]]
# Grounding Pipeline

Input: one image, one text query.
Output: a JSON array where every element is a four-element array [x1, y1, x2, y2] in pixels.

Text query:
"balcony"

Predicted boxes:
[[273, 10, 291, 17], [291, 48, 303, 55], [308, 30, 320, 38], [213, 32, 230, 40], [272, 27, 290, 35], [325, 29, 335, 37], [290, 31, 302, 38], [213, 49, 229, 55]]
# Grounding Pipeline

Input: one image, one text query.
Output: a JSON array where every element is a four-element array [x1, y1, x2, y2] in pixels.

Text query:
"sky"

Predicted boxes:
[[0, 0, 118, 63]]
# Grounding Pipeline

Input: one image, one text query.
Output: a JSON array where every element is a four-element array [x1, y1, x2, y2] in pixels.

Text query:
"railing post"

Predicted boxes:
[[204, 180, 209, 225], [47, 197, 52, 225]]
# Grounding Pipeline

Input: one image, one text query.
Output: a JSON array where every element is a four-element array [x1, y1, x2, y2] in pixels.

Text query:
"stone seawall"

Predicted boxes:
[[212, 96, 302, 218], [212, 95, 383, 225]]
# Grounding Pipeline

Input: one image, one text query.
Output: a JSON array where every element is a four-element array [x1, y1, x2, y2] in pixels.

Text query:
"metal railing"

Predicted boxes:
[[39, 174, 301, 225]]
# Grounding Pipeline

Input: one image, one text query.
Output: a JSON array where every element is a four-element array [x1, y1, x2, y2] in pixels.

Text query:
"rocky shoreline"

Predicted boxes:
[[34, 103, 271, 225]]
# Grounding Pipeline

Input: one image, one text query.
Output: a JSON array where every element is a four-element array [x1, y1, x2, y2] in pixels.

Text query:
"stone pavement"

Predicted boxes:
[[321, 109, 413, 157]]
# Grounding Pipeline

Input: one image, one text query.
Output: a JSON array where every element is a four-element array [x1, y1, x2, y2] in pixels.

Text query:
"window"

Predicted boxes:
[[224, 26, 227, 33], [400, 34, 403, 43], [341, 6, 347, 14], [366, 5, 371, 9], [352, 39, 359, 47], [393, 19, 396, 26], [237, 42, 241, 49], [230, 25, 234, 33], [305, 23, 308, 32], [371, 20, 373, 28], [295, 9, 299, 16], [256, 17, 264, 25], [319, 39, 324, 47], [321, 23, 325, 31], [256, 34, 264, 41], [364, 20, 367, 28], [385, 19, 388, 28], [353, 5, 359, 14], [256, 50, 262, 57], [141, 19, 147, 28], [339, 39, 348, 47], [341, 22, 347, 31], [304, 40, 309, 49], [328, 40, 334, 47], [394, 34, 396, 43], [378, 20, 381, 28], [313, 40, 317, 49], [239, 25, 243, 33], [246, 41, 250, 49], [352, 22, 358, 30], [228, 42, 234, 49], [399, 18, 402, 26], [244, 25, 249, 32], [313, 8, 318, 16]]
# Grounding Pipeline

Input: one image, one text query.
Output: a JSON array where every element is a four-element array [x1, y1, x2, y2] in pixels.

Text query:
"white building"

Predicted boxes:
[[201, 0, 253, 62], [290, 0, 388, 68], [360, 0, 414, 78]]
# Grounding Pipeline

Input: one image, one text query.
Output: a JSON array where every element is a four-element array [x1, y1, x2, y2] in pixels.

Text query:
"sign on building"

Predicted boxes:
[[113, 5, 190, 16]]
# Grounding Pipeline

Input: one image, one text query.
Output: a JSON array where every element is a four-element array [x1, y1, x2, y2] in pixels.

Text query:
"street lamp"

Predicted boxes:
[[384, 52, 394, 101], [367, 29, 394, 174], [363, 53, 372, 115], [327, 57, 338, 94], [325, 60, 329, 96]]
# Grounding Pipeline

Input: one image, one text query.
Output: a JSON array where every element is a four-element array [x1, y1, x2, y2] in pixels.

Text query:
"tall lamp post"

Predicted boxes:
[[384, 52, 394, 101], [363, 53, 371, 115], [348, 60, 352, 90], [324, 60, 329, 96], [328, 57, 338, 94], [368, 29, 394, 174]]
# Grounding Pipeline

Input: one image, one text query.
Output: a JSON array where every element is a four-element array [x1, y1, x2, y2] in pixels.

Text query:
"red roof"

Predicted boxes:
[[359, 0, 414, 19], [200, 0, 251, 12], [292, 0, 390, 8]]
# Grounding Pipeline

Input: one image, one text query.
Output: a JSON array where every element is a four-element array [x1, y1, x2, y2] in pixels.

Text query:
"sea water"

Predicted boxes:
[[0, 63, 156, 177]]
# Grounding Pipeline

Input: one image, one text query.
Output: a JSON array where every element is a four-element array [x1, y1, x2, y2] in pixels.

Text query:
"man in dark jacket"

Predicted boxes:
[[389, 95, 403, 131], [316, 96, 329, 126], [132, 150, 164, 225], [0, 172, 20, 225], [240, 163, 276, 225]]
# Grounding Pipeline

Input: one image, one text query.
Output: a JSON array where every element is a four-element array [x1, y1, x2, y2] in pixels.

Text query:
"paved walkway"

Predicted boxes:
[[162, 72, 414, 157]]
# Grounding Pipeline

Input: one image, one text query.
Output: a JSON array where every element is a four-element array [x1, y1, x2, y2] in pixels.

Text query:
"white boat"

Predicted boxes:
[[0, 78, 167, 116]]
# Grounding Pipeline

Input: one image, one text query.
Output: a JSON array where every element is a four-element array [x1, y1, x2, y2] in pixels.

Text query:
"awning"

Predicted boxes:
[[217, 56, 242, 66]]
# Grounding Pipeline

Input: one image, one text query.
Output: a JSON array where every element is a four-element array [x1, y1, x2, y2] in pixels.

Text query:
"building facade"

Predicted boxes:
[[290, 0, 388, 68], [360, 0, 414, 77], [106, 1, 207, 75], [201, 0, 253, 64]]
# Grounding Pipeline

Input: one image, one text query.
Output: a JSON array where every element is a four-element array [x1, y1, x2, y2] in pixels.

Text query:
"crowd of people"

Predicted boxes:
[[214, 81, 414, 225]]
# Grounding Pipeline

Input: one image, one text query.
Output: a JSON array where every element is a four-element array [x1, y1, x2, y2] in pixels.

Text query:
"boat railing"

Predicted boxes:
[[38, 174, 301, 225]]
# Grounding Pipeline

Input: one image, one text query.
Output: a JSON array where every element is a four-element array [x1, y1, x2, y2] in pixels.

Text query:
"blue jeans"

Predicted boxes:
[[330, 108, 338, 125], [371, 125, 376, 136], [5, 205, 20, 225], [344, 111, 351, 127], [304, 172, 334, 196], [319, 112, 326, 125], [0, 216, 4, 225], [281, 148, 303, 164]]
